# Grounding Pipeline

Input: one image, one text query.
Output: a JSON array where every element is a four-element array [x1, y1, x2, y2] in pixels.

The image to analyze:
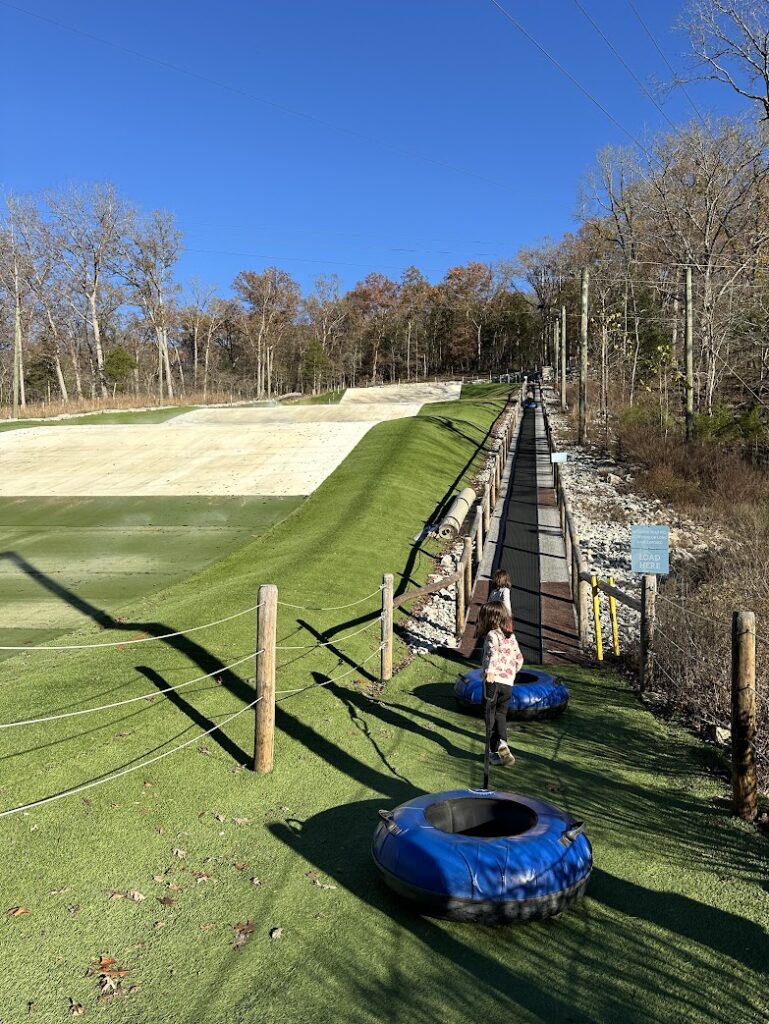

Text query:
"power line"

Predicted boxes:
[[570, 0, 677, 130], [487, 0, 648, 153], [625, 0, 708, 127], [0, 0, 513, 195]]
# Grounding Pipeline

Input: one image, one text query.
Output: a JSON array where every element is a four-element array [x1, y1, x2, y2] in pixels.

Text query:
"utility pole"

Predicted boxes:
[[684, 266, 694, 444], [12, 236, 23, 418], [579, 269, 589, 445], [560, 304, 567, 411], [553, 318, 559, 386]]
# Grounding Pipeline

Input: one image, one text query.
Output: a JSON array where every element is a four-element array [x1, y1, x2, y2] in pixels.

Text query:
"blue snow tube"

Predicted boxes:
[[454, 668, 569, 719], [372, 789, 592, 923]]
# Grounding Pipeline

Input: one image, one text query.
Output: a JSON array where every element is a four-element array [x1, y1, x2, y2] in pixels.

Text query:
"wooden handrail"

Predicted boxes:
[[578, 572, 641, 613], [393, 571, 461, 609]]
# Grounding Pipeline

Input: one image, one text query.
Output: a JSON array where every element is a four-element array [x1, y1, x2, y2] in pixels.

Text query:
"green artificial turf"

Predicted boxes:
[[0, 408, 195, 432], [1, 386, 766, 1024], [460, 382, 516, 402], [0, 496, 303, 658]]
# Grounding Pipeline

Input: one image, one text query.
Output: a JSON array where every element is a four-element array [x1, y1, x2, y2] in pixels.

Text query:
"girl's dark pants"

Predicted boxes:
[[484, 680, 513, 752]]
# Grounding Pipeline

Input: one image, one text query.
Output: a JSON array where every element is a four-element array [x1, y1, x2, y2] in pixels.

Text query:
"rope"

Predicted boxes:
[[0, 603, 262, 651], [653, 627, 695, 661], [275, 617, 381, 650], [655, 592, 727, 629], [0, 696, 261, 819], [277, 584, 384, 611], [0, 652, 259, 730], [276, 643, 385, 697]]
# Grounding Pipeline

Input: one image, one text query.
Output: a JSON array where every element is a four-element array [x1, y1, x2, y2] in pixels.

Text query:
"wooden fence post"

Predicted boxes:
[[254, 584, 278, 774], [591, 574, 604, 662], [482, 483, 491, 532], [490, 458, 498, 509], [381, 573, 394, 687], [639, 574, 657, 693], [578, 573, 591, 648], [463, 536, 473, 607], [731, 609, 757, 821], [475, 507, 484, 568], [456, 564, 466, 637]]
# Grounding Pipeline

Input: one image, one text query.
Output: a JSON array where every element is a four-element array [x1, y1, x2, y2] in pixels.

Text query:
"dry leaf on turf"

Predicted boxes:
[[232, 817, 250, 826], [200, 922, 216, 931], [153, 921, 166, 930], [214, 813, 226, 822], [48, 887, 70, 896], [269, 927, 284, 940], [152, 875, 165, 884], [68, 998, 85, 1016], [157, 897, 177, 907], [231, 921, 255, 949], [171, 848, 186, 859], [67, 905, 81, 915], [249, 877, 263, 887], [192, 871, 212, 884], [7, 906, 30, 917]]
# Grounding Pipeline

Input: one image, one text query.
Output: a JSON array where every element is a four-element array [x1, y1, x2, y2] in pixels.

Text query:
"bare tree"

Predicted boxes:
[[47, 184, 131, 398], [683, 0, 769, 119], [122, 210, 181, 400]]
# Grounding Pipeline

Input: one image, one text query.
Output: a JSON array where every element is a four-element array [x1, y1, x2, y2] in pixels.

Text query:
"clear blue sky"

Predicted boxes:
[[0, 0, 742, 295]]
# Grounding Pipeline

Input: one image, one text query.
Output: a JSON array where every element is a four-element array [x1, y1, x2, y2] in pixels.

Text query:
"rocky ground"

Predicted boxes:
[[400, 410, 511, 654], [544, 387, 725, 652]]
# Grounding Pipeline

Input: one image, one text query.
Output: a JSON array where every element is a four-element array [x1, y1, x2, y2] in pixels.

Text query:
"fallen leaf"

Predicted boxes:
[[126, 891, 145, 903], [68, 998, 85, 1017], [105, 890, 125, 900], [197, 745, 212, 756], [48, 887, 70, 896], [157, 897, 176, 907], [214, 813, 226, 822], [167, 882, 182, 893], [312, 878, 337, 891], [152, 875, 165, 884], [171, 848, 186, 859], [232, 817, 250, 826], [192, 871, 212, 884], [98, 976, 118, 995], [26, 1000, 35, 1016], [269, 926, 283, 940], [154, 826, 166, 835], [249, 877, 263, 887], [231, 921, 255, 949], [143, 780, 153, 789], [199, 922, 216, 931], [7, 906, 30, 917], [67, 905, 81, 915], [153, 921, 166, 930], [232, 862, 247, 871]]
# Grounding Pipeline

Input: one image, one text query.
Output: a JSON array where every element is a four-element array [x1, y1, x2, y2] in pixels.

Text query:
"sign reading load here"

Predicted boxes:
[[631, 524, 669, 575]]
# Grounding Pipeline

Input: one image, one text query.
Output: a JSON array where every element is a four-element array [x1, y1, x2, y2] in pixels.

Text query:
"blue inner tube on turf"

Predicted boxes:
[[454, 667, 569, 719], [372, 789, 592, 923]]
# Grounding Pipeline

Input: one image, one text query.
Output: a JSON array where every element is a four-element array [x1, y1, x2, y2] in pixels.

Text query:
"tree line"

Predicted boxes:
[[0, 187, 539, 412]]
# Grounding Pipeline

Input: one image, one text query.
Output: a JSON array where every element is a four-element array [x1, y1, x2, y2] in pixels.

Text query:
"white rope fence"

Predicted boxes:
[[0, 652, 259, 730], [0, 696, 262, 819], [276, 643, 386, 698], [0, 602, 262, 652], [277, 584, 384, 611], [275, 617, 381, 650]]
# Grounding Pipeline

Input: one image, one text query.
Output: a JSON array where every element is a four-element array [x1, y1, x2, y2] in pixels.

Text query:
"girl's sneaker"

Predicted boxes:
[[497, 742, 516, 766], [488, 752, 503, 765]]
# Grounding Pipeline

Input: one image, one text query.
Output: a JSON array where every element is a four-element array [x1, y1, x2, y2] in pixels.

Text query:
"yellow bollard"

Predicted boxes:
[[591, 574, 604, 662], [608, 575, 620, 657]]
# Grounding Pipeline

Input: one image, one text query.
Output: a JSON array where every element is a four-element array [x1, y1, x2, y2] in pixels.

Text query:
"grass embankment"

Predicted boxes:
[[0, 496, 302, 659], [460, 382, 513, 402], [0, 408, 195, 432], [2, 385, 767, 1023]]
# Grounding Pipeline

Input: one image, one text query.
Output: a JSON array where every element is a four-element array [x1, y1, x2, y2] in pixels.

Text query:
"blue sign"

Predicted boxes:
[[550, 452, 568, 464], [631, 525, 669, 575]]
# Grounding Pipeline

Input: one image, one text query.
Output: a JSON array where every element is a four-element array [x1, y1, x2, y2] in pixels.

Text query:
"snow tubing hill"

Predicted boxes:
[[372, 789, 592, 923], [454, 668, 569, 719]]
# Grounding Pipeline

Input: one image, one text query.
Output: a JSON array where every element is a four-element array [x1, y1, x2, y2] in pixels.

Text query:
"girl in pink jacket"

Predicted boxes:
[[477, 600, 523, 766]]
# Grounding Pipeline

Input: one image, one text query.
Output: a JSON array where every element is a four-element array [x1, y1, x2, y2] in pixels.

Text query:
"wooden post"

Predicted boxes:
[[553, 319, 560, 387], [381, 573, 393, 687], [684, 266, 694, 445], [254, 584, 278, 774], [490, 458, 498, 509], [578, 574, 591, 648], [731, 610, 757, 821], [463, 536, 473, 607], [639, 574, 657, 693], [482, 483, 491, 532], [608, 575, 620, 656], [475, 507, 483, 567], [560, 304, 567, 412], [579, 268, 589, 445], [455, 564, 466, 637], [495, 446, 502, 491]]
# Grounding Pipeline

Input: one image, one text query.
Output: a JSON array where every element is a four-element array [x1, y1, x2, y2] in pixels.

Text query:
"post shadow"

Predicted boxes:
[[1, 551, 254, 764]]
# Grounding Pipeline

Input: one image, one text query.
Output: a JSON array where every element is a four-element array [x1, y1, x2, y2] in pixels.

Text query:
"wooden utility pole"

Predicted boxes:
[[381, 574, 394, 686], [731, 610, 757, 821], [684, 267, 694, 444], [254, 584, 278, 773], [560, 304, 567, 412], [639, 574, 657, 693], [553, 319, 559, 384], [579, 269, 589, 445]]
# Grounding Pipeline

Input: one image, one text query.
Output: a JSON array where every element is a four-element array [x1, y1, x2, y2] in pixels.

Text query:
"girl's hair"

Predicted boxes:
[[493, 568, 511, 590], [476, 600, 513, 640]]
